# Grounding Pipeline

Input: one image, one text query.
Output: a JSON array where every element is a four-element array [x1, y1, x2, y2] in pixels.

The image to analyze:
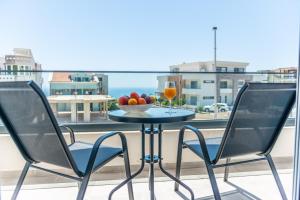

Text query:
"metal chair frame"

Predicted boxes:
[[175, 83, 295, 200], [0, 81, 134, 200]]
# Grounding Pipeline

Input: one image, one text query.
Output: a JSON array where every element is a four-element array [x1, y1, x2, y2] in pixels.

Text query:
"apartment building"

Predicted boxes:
[[254, 67, 297, 83], [0, 57, 4, 70], [271, 67, 297, 83], [157, 61, 251, 107], [0, 48, 43, 87], [49, 72, 108, 111]]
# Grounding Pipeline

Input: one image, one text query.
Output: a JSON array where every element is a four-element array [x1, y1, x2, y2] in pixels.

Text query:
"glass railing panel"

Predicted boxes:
[[0, 70, 296, 126]]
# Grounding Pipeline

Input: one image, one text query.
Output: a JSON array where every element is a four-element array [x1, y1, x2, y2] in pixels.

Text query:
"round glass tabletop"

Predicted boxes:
[[108, 107, 195, 124]]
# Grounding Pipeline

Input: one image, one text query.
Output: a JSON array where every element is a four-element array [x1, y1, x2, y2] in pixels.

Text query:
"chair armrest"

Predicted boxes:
[[59, 125, 75, 144], [85, 131, 127, 174], [179, 125, 211, 163]]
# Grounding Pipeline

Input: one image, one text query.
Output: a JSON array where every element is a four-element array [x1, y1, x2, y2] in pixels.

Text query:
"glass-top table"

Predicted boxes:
[[108, 107, 195, 200]]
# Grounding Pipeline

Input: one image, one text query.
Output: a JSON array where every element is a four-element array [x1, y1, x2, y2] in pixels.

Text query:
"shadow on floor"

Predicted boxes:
[[175, 181, 262, 200]]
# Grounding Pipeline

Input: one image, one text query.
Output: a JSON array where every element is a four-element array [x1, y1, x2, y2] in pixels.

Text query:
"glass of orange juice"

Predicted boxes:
[[164, 81, 176, 113]]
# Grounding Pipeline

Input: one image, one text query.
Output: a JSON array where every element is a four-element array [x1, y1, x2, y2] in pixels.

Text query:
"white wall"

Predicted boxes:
[[182, 74, 216, 106], [0, 127, 295, 172]]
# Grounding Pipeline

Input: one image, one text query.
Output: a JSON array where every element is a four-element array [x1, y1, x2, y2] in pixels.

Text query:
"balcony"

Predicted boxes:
[[220, 88, 233, 94], [0, 70, 297, 200], [0, 125, 295, 199]]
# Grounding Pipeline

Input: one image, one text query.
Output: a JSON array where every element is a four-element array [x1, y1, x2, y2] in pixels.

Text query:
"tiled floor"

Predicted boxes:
[[1, 170, 292, 200]]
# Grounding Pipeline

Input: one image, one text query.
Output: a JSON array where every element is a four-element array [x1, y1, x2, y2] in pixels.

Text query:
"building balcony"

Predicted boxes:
[[0, 126, 295, 199], [182, 87, 202, 95], [220, 88, 233, 93], [0, 70, 297, 200]]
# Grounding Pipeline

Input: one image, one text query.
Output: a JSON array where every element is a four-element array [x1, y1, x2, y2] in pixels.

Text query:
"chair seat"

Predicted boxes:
[[183, 137, 222, 162], [69, 141, 123, 176]]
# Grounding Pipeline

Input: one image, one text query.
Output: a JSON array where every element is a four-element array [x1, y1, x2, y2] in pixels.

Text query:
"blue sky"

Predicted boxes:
[[0, 0, 299, 73]]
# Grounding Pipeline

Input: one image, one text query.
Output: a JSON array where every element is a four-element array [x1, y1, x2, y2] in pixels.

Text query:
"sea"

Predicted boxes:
[[109, 88, 157, 98], [42, 85, 157, 98]]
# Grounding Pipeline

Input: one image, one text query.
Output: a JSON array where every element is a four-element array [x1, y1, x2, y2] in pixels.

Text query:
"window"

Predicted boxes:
[[20, 66, 24, 75], [190, 96, 198, 105], [75, 77, 81, 82], [191, 81, 198, 89], [216, 67, 227, 72], [220, 81, 228, 88], [172, 68, 179, 72], [203, 96, 214, 100], [234, 68, 245, 72], [25, 66, 29, 75], [7, 65, 11, 74], [203, 80, 215, 83], [13, 65, 18, 75]]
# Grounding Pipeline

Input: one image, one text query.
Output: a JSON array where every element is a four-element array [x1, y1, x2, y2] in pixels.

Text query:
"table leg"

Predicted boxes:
[[157, 124, 195, 200], [149, 124, 155, 200], [109, 123, 194, 200], [108, 124, 146, 200]]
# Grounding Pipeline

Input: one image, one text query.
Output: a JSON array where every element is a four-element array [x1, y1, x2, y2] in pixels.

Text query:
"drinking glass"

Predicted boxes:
[[164, 81, 176, 113]]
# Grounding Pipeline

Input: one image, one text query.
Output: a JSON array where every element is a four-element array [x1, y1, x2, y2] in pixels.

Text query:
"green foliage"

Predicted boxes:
[[108, 101, 119, 111], [197, 106, 204, 113], [159, 97, 186, 107]]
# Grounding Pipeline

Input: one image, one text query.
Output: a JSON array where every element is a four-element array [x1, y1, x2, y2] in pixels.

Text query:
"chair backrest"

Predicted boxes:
[[0, 81, 77, 170], [214, 82, 296, 163]]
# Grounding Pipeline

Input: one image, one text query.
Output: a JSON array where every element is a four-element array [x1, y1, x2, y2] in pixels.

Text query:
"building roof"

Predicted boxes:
[[272, 67, 297, 72], [13, 48, 33, 57], [51, 72, 71, 82], [169, 60, 249, 70], [47, 95, 114, 103]]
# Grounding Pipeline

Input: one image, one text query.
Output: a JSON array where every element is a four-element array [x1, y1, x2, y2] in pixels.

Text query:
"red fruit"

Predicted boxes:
[[138, 98, 146, 105], [119, 96, 129, 105], [145, 96, 152, 104], [130, 92, 140, 101]]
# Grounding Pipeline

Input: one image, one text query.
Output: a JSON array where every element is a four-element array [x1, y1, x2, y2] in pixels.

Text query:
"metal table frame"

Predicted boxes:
[[108, 122, 194, 200]]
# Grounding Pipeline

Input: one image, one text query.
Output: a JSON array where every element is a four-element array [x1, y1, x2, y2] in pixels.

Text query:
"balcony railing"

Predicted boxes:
[[0, 70, 296, 200]]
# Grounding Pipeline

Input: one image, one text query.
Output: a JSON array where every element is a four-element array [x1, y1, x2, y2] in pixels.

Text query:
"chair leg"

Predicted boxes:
[[174, 133, 184, 191], [12, 162, 31, 200], [76, 174, 91, 200], [266, 155, 288, 200], [223, 158, 231, 182], [77, 182, 81, 190], [205, 162, 221, 200], [123, 150, 134, 200]]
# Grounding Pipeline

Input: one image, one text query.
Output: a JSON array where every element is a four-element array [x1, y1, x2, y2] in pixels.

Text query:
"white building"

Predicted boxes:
[[0, 57, 4, 71], [157, 61, 252, 107], [0, 48, 43, 87]]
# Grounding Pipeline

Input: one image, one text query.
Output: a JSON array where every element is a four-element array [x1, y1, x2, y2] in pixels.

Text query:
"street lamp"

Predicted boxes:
[[212, 26, 217, 70], [212, 26, 218, 119]]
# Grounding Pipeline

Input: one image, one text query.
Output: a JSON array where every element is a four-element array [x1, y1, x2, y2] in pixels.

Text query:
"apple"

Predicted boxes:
[[118, 96, 129, 105], [130, 92, 140, 101]]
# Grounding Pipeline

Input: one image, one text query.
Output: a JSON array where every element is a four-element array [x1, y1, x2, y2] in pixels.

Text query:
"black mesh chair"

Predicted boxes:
[[0, 81, 134, 200], [175, 83, 296, 200]]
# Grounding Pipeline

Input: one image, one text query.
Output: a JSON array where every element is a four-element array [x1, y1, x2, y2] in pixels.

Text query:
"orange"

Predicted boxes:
[[128, 98, 138, 105]]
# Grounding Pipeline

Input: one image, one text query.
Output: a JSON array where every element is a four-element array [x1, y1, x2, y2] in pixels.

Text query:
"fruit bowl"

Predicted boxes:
[[118, 92, 156, 113], [119, 104, 153, 113]]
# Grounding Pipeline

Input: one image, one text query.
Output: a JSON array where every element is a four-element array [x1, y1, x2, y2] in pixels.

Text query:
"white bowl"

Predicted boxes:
[[119, 104, 153, 113]]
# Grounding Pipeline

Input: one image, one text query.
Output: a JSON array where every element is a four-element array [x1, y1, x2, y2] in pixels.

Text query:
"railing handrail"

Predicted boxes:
[[0, 69, 297, 75]]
